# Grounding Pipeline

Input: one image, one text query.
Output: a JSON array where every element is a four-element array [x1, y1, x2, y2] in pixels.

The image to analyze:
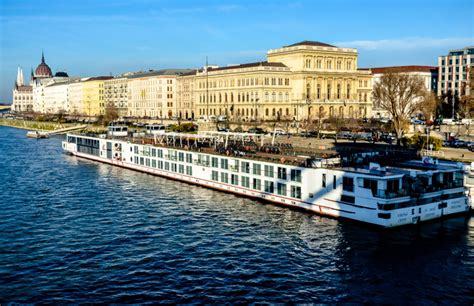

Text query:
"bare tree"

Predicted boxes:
[[419, 91, 439, 121], [104, 102, 119, 125], [373, 69, 428, 145]]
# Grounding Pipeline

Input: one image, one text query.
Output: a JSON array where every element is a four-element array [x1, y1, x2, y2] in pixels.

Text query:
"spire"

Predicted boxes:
[[41, 51, 45, 63], [16, 66, 24, 86], [31, 68, 34, 81]]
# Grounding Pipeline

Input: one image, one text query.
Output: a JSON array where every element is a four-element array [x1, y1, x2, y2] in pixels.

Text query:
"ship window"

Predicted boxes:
[[341, 195, 355, 203], [231, 174, 239, 185], [134, 156, 138, 164], [140, 157, 144, 165], [146, 158, 150, 167], [290, 169, 301, 182], [253, 178, 261, 190], [264, 165, 274, 177], [343, 177, 354, 192], [363, 178, 378, 193], [186, 153, 192, 163], [241, 176, 250, 188], [179, 164, 184, 174], [165, 162, 170, 170], [221, 172, 229, 183], [264, 181, 274, 193], [158, 161, 163, 169], [212, 170, 219, 181], [221, 158, 228, 170], [171, 163, 177, 172], [277, 183, 287, 196], [152, 160, 157, 168], [253, 163, 261, 175], [158, 149, 163, 158], [152, 148, 156, 157], [333, 175, 337, 189], [291, 186, 301, 199], [242, 162, 250, 173], [179, 152, 184, 162], [134, 146, 138, 154], [322, 174, 326, 187], [212, 157, 219, 167], [186, 166, 192, 175], [277, 167, 287, 180]]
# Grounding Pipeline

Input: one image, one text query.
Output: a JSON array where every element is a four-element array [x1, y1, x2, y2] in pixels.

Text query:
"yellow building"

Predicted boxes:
[[82, 76, 113, 116], [178, 41, 373, 121]]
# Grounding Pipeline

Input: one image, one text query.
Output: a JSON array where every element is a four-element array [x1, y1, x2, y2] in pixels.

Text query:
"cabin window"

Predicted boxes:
[[322, 174, 326, 187], [211, 170, 219, 181], [221, 158, 228, 170], [231, 174, 239, 185], [241, 162, 250, 173], [212, 157, 219, 168], [277, 183, 287, 196], [134, 156, 139, 164], [264, 181, 274, 193], [341, 195, 355, 203], [264, 165, 274, 177], [253, 178, 261, 190], [152, 160, 157, 168], [253, 163, 261, 175], [185, 165, 192, 175], [333, 175, 337, 189], [241, 176, 250, 188], [221, 172, 229, 183], [178, 152, 184, 162], [165, 162, 170, 170], [158, 161, 164, 169], [278, 167, 287, 180], [146, 158, 150, 167], [171, 163, 177, 172], [290, 169, 302, 182], [291, 186, 301, 199], [158, 149, 163, 158], [179, 164, 184, 174], [152, 148, 157, 157], [140, 157, 144, 165], [134, 146, 138, 154], [186, 153, 192, 163], [387, 179, 399, 192], [363, 178, 378, 194], [343, 177, 354, 192]]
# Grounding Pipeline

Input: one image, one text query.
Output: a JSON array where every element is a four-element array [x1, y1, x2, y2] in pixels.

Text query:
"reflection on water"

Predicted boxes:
[[0, 126, 473, 304]]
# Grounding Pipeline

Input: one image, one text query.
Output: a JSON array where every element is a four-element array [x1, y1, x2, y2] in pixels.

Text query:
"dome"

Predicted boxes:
[[54, 71, 68, 77], [34, 52, 53, 78]]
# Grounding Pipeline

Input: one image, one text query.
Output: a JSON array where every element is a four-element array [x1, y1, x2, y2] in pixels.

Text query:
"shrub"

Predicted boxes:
[[404, 134, 442, 151]]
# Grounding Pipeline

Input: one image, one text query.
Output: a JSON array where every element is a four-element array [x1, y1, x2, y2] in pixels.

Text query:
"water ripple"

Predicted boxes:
[[0, 126, 473, 304]]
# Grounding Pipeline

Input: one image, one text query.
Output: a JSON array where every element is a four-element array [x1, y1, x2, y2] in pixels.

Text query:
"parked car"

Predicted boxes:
[[248, 127, 266, 134], [468, 143, 474, 152]]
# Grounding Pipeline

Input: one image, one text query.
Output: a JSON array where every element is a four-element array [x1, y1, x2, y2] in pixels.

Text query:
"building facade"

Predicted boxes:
[[370, 65, 438, 118], [178, 41, 373, 122], [127, 69, 192, 118], [12, 67, 33, 112], [81, 77, 113, 116], [43, 81, 72, 114], [438, 46, 474, 98], [104, 76, 129, 117]]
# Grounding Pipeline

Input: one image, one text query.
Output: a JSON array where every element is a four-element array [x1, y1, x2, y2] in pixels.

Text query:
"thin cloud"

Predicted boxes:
[[335, 37, 474, 50]]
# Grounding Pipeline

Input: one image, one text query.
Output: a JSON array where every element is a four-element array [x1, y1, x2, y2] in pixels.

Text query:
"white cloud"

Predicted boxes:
[[335, 37, 474, 50]]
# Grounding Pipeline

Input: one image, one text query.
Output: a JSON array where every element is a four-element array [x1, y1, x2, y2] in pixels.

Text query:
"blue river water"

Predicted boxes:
[[0, 125, 473, 304]]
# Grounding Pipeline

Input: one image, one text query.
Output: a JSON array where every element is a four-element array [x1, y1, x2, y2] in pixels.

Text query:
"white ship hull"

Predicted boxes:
[[63, 135, 470, 228]]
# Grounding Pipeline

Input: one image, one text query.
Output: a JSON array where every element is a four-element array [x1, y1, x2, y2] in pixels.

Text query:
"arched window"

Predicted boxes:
[[317, 84, 321, 99], [285, 93, 289, 101], [349, 106, 354, 117], [329, 106, 334, 117], [278, 92, 283, 101], [272, 92, 276, 102], [339, 106, 344, 118], [266, 108, 269, 116], [306, 83, 311, 99], [230, 93, 233, 102], [265, 92, 269, 102], [364, 93, 368, 102], [272, 108, 276, 116], [286, 108, 289, 116]]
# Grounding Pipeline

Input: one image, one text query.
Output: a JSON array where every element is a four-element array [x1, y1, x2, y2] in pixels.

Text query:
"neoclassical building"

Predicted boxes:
[[12, 67, 33, 112], [177, 41, 373, 121]]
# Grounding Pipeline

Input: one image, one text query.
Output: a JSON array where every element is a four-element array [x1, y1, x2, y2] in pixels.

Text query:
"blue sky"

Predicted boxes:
[[0, 0, 473, 103]]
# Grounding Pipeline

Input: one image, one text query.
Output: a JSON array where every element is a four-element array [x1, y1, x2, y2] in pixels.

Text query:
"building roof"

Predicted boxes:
[[34, 52, 53, 78], [15, 85, 32, 92], [82, 76, 114, 82], [369, 65, 438, 74], [54, 71, 69, 77], [128, 69, 195, 79], [284, 41, 337, 48]]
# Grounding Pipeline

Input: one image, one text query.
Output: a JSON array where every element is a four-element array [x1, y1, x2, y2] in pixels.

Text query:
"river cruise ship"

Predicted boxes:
[[62, 128, 470, 228]]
